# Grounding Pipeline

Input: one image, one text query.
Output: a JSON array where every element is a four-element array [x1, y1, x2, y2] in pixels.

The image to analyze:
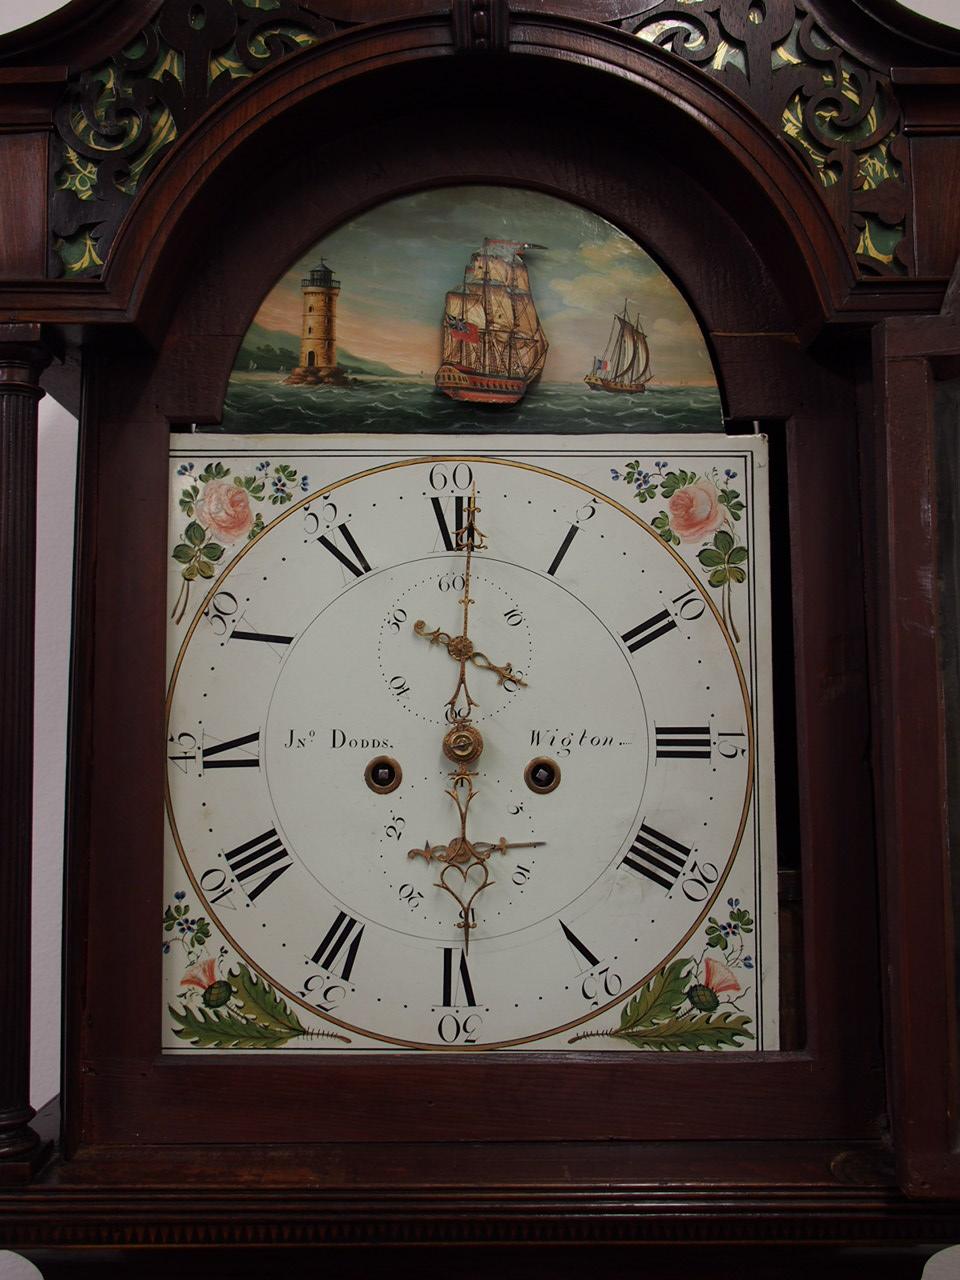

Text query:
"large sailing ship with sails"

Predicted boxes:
[[584, 301, 653, 394], [435, 239, 548, 405]]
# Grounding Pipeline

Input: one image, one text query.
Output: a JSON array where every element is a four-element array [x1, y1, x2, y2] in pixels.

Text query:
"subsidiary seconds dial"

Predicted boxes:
[[165, 449, 753, 1050]]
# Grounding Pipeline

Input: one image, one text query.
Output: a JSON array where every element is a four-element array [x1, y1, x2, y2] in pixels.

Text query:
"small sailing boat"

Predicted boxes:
[[436, 239, 548, 405], [584, 301, 652, 394]]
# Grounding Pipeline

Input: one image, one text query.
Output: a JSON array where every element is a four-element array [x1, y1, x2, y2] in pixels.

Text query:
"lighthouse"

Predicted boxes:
[[287, 258, 342, 384]]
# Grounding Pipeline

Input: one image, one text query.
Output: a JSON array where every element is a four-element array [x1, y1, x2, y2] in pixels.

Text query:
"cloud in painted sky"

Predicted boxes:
[[248, 187, 717, 386]]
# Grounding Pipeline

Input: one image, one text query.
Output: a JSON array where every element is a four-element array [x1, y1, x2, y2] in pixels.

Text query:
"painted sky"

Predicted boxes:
[[247, 187, 717, 387]]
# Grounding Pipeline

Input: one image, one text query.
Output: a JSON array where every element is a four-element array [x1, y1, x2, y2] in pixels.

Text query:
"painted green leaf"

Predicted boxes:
[[708, 568, 728, 587], [201, 542, 225, 562], [619, 1011, 754, 1051], [714, 529, 734, 555], [729, 565, 747, 584], [698, 548, 724, 568], [183, 563, 199, 581], [169, 1004, 304, 1049], [229, 963, 307, 1036], [197, 559, 215, 579], [619, 957, 693, 1031], [728, 546, 748, 565], [185, 520, 206, 547], [172, 543, 194, 563]]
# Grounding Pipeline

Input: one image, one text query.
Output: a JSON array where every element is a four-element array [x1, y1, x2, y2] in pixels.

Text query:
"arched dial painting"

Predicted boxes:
[[163, 187, 778, 1053]]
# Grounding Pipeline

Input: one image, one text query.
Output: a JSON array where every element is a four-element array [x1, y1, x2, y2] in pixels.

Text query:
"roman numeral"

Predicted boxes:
[[311, 911, 364, 982], [231, 628, 293, 646], [621, 822, 691, 891], [441, 947, 477, 1007], [547, 524, 580, 576], [224, 827, 291, 901], [317, 524, 372, 577], [621, 608, 677, 653], [431, 495, 465, 552], [201, 730, 260, 769], [559, 919, 600, 970], [655, 725, 711, 759]]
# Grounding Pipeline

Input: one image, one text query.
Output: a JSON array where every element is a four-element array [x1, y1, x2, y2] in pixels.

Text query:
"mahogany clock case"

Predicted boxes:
[[2, 0, 959, 1257], [63, 54, 874, 1150]]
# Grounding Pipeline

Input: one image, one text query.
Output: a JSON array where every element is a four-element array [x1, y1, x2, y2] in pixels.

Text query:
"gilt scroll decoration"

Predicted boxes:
[[616, 0, 911, 275], [50, 0, 349, 278]]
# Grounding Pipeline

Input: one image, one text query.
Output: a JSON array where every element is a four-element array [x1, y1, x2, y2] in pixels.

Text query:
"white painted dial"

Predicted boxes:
[[165, 445, 754, 1050]]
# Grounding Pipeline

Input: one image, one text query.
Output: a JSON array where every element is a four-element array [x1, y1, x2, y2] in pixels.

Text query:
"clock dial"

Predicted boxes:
[[164, 437, 774, 1051]]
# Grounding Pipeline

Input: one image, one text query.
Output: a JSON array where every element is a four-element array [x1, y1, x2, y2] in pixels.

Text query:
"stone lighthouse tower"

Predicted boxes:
[[292, 258, 340, 382]]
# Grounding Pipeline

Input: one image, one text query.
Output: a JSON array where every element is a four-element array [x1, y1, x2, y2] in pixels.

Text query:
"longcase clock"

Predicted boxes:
[[2, 0, 960, 1273]]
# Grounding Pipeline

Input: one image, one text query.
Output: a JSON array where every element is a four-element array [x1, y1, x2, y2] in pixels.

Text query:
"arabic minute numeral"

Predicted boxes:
[[205, 590, 239, 637], [389, 675, 411, 698], [384, 813, 406, 840], [717, 730, 747, 758], [681, 859, 720, 903], [398, 883, 424, 910], [167, 731, 198, 773], [429, 462, 474, 492], [437, 1012, 483, 1044], [385, 607, 407, 634], [580, 967, 623, 1008]]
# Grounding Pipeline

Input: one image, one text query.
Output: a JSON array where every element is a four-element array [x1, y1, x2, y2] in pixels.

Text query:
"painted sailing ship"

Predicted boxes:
[[435, 239, 548, 405], [584, 301, 653, 394]]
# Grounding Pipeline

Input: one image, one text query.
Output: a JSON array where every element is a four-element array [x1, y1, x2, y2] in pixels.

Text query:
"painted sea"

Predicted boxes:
[[218, 374, 723, 435]]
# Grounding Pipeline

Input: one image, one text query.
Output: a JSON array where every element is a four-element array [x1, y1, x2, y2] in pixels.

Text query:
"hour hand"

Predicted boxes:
[[413, 620, 527, 689]]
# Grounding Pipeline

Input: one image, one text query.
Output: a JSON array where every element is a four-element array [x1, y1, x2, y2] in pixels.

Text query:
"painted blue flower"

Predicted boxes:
[[174, 890, 186, 901], [719, 920, 739, 938], [256, 460, 270, 472], [300, 475, 310, 492], [176, 463, 194, 476], [655, 460, 667, 470], [610, 468, 620, 481], [635, 471, 651, 488], [743, 956, 754, 969], [272, 477, 288, 497], [724, 469, 737, 481], [162, 942, 171, 954], [727, 897, 740, 909]]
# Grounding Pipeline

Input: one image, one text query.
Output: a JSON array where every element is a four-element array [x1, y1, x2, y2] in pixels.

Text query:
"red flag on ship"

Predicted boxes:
[[446, 313, 479, 343]]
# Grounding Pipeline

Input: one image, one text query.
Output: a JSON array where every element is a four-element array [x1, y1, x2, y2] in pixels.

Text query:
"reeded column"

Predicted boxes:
[[0, 325, 50, 1182]]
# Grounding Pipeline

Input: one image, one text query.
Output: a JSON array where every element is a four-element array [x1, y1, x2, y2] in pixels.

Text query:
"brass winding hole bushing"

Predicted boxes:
[[364, 755, 402, 794], [524, 756, 561, 794]]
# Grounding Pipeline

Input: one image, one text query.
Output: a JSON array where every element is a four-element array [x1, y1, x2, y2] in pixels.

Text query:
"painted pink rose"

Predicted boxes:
[[196, 480, 253, 542], [668, 479, 723, 542]]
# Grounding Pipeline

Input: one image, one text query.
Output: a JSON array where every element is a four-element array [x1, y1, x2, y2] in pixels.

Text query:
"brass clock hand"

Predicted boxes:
[[412, 620, 527, 690], [407, 766, 545, 953], [446, 484, 486, 720]]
